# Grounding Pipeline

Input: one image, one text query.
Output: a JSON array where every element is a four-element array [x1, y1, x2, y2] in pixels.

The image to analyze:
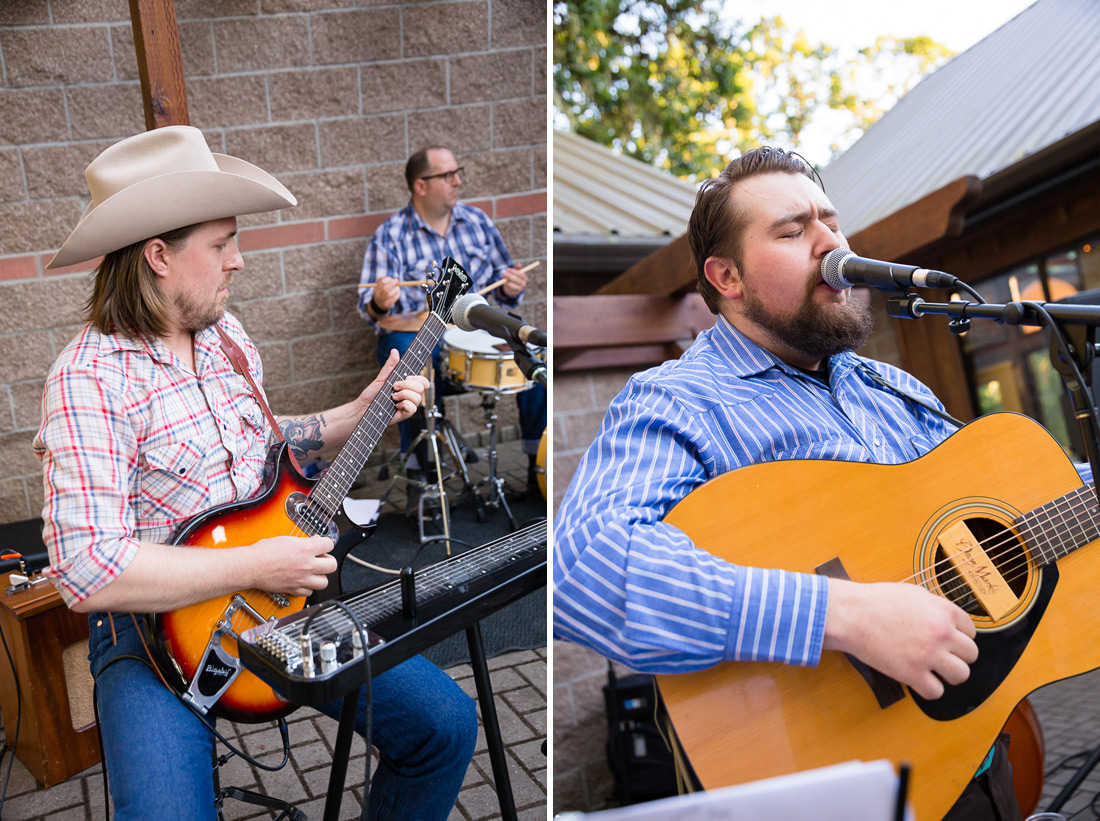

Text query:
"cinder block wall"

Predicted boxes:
[[0, 0, 547, 525]]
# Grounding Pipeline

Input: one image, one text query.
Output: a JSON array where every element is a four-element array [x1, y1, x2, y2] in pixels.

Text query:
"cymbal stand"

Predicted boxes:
[[379, 362, 475, 555], [474, 390, 518, 531]]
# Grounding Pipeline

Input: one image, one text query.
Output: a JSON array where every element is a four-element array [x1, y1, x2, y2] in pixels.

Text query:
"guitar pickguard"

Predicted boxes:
[[914, 564, 1057, 720]]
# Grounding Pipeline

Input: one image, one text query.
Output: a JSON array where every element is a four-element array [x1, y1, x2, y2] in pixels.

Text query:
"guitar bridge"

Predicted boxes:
[[181, 594, 269, 715]]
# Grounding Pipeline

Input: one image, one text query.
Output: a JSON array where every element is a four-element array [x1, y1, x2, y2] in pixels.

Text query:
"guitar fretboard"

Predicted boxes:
[[1015, 483, 1100, 565], [289, 313, 448, 535]]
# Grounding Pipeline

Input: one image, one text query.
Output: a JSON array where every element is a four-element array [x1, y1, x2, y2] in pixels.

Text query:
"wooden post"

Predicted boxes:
[[128, 0, 190, 129]]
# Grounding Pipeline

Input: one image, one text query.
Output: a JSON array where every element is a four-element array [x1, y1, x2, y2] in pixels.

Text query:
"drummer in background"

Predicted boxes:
[[358, 146, 547, 505]]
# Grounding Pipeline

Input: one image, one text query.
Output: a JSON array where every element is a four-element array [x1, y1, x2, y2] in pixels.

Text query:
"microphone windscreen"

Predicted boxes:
[[820, 248, 854, 289], [449, 293, 487, 332]]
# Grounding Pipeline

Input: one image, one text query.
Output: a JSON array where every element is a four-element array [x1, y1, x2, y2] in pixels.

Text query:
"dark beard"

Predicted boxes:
[[742, 277, 874, 362]]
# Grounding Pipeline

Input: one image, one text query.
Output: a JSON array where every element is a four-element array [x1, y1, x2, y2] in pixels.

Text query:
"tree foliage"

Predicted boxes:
[[553, 1, 953, 179]]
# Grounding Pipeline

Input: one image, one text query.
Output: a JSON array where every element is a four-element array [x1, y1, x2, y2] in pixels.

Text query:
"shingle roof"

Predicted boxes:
[[820, 0, 1100, 236]]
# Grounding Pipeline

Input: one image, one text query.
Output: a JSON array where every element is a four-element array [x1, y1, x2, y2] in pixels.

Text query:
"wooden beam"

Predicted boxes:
[[848, 176, 983, 262], [554, 293, 715, 347], [596, 234, 696, 296], [129, 0, 189, 129], [554, 293, 715, 370]]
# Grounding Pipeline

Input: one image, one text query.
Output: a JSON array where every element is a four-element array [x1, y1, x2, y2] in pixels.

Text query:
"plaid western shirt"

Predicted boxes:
[[34, 313, 273, 607], [357, 201, 520, 324]]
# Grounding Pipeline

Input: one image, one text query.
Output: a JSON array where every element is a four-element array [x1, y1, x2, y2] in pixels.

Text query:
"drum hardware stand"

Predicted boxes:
[[378, 362, 478, 555], [473, 389, 518, 531]]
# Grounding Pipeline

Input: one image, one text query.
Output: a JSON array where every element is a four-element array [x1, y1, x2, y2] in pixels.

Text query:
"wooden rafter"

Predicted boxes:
[[129, 0, 189, 129]]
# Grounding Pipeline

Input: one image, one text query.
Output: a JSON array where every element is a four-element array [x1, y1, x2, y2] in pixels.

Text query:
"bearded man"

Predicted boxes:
[[553, 147, 1020, 820]]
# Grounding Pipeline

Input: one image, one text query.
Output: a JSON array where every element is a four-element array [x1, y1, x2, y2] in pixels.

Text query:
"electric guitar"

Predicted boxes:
[[149, 259, 471, 723], [656, 412, 1100, 820]]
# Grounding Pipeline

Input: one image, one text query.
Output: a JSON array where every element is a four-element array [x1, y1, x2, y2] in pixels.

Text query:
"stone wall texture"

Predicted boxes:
[[0, 0, 548, 525]]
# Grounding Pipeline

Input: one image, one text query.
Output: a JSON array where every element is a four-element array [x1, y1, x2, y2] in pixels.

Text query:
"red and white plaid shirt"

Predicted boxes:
[[34, 313, 273, 607]]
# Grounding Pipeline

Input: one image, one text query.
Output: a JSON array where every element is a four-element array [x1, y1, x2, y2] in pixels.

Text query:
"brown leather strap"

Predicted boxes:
[[214, 325, 285, 443]]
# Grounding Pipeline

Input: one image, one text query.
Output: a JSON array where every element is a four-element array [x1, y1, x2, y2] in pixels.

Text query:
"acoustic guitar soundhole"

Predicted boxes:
[[933, 516, 1030, 618]]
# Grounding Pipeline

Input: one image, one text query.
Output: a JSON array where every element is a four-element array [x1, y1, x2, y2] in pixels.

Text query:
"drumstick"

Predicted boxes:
[[476, 261, 541, 296], [357, 280, 431, 290]]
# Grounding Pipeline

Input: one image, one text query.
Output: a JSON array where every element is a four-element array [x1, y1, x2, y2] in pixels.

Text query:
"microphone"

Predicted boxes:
[[450, 293, 547, 347], [821, 249, 958, 291]]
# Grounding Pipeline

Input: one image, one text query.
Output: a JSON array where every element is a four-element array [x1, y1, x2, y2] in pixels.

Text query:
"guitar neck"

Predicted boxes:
[[1017, 481, 1100, 565], [307, 313, 447, 519]]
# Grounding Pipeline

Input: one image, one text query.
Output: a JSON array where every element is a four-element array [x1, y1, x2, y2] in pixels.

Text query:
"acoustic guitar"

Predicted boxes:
[[148, 259, 471, 723], [657, 412, 1092, 819]]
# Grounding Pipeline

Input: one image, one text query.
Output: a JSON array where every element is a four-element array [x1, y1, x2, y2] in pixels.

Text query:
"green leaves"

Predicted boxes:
[[553, 1, 954, 180]]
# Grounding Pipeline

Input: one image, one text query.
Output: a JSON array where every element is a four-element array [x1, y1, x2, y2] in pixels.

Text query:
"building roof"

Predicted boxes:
[[553, 129, 698, 239], [820, 0, 1100, 236]]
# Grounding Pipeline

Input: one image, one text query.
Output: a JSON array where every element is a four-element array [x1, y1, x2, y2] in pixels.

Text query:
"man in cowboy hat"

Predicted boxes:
[[357, 146, 547, 504], [34, 126, 477, 820]]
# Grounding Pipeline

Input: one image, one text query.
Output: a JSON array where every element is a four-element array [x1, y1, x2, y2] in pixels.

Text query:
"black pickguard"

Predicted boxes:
[[912, 564, 1058, 720]]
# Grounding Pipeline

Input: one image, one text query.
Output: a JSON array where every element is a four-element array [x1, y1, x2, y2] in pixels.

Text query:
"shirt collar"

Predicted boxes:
[[90, 320, 228, 373], [405, 200, 467, 237], [706, 313, 862, 382]]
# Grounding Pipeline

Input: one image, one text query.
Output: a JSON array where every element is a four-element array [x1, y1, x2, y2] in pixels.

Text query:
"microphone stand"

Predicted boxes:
[[499, 332, 547, 386], [885, 291, 1100, 512]]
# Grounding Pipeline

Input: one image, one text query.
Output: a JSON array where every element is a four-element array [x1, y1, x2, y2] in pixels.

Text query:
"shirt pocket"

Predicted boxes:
[[138, 439, 212, 526]]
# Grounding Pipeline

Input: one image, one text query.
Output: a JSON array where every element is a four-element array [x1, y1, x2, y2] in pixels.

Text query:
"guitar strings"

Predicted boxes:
[[894, 483, 1100, 607], [227, 318, 446, 640]]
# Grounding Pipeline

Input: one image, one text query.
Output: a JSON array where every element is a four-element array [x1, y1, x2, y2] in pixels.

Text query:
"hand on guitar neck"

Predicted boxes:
[[822, 578, 979, 701]]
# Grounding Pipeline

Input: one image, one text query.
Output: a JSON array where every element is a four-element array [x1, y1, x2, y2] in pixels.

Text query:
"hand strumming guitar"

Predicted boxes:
[[823, 578, 979, 701]]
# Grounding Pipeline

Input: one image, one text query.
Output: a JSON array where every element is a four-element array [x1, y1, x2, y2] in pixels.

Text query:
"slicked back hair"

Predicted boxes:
[[688, 147, 823, 313], [85, 223, 202, 339]]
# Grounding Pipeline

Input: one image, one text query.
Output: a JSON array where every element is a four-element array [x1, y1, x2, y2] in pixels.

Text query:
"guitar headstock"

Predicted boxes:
[[425, 257, 472, 324]]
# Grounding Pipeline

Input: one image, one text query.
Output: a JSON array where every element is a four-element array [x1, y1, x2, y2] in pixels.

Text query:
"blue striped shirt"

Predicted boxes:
[[553, 314, 961, 674], [357, 201, 519, 324]]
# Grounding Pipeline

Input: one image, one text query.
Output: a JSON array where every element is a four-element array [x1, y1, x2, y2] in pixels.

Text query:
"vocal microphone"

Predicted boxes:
[[821, 249, 958, 291], [450, 293, 547, 347]]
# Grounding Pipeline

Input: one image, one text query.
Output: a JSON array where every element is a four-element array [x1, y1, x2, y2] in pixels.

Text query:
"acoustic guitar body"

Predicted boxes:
[[658, 412, 1093, 819]]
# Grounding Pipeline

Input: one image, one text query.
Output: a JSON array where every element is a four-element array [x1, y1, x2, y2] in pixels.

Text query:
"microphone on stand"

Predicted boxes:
[[450, 293, 547, 347], [821, 249, 959, 291]]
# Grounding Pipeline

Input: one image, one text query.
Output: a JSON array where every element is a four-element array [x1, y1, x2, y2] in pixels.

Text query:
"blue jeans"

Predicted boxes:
[[89, 612, 476, 820], [378, 332, 547, 456]]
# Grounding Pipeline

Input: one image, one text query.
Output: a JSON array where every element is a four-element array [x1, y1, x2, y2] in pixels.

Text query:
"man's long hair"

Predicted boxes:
[[688, 147, 823, 313], [85, 223, 200, 338]]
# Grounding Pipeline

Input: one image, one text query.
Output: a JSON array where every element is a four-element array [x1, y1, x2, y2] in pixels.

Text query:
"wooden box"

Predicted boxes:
[[0, 569, 100, 787]]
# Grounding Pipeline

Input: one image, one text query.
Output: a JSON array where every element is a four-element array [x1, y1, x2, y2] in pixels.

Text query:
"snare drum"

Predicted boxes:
[[441, 328, 532, 394]]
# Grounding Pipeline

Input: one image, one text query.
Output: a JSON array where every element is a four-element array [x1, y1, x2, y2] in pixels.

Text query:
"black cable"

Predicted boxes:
[[953, 280, 986, 304], [90, 651, 294, 820], [0, 624, 22, 817], [301, 598, 372, 814]]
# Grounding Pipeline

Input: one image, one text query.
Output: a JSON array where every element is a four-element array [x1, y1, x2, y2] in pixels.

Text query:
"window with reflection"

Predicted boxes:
[[960, 234, 1100, 461]]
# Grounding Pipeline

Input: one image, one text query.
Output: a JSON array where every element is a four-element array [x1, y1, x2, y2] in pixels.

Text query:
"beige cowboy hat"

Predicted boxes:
[[47, 125, 297, 269]]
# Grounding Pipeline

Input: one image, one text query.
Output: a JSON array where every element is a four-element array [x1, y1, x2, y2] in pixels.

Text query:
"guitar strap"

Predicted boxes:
[[214, 325, 286, 444]]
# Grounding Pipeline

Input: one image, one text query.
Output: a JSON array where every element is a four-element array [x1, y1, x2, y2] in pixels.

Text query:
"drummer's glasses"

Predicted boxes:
[[420, 166, 464, 185]]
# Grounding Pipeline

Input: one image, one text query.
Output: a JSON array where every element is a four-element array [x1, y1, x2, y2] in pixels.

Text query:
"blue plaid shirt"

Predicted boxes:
[[357, 201, 519, 325], [553, 315, 963, 674]]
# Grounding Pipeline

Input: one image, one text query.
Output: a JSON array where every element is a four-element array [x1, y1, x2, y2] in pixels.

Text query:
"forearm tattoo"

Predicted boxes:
[[280, 414, 327, 463]]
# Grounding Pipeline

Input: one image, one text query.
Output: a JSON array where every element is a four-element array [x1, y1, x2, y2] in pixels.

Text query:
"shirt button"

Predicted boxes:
[[873, 438, 883, 447]]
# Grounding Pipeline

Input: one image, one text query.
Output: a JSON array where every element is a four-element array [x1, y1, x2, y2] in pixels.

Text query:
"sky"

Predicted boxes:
[[736, 0, 1037, 53], [731, 0, 1040, 165]]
